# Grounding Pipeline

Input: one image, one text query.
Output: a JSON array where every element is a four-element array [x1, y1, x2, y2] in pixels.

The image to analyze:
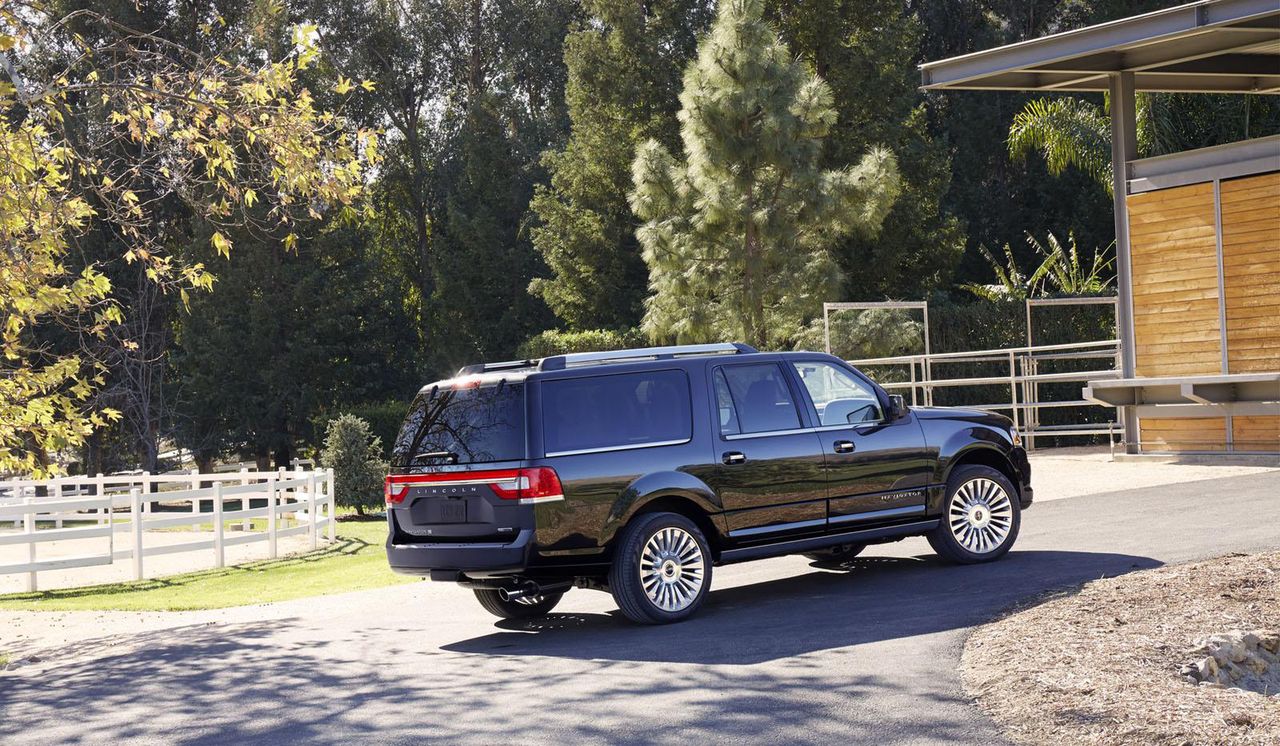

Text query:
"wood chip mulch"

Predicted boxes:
[[961, 550, 1280, 745]]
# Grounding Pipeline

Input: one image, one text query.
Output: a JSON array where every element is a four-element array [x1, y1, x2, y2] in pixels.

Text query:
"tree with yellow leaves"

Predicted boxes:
[[0, 4, 378, 476]]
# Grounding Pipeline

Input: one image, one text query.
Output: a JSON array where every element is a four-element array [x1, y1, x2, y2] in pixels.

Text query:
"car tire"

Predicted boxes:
[[473, 588, 564, 620], [609, 511, 712, 625], [928, 464, 1021, 564], [803, 543, 866, 562]]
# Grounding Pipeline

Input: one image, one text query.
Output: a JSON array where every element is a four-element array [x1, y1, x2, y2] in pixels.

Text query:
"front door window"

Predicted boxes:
[[791, 361, 882, 426]]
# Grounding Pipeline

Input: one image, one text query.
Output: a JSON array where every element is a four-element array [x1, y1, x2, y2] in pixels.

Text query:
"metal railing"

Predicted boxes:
[[848, 338, 1124, 449]]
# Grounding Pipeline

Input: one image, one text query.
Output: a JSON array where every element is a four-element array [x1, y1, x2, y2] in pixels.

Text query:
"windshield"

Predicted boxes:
[[390, 381, 526, 467]]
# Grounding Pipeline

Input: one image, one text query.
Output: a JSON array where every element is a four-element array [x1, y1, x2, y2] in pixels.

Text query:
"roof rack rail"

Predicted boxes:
[[455, 359, 538, 377], [538, 342, 757, 371]]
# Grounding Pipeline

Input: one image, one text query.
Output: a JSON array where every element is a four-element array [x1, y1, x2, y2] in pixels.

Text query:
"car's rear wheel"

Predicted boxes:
[[803, 543, 866, 562], [927, 464, 1021, 564], [609, 512, 712, 625], [473, 588, 564, 620]]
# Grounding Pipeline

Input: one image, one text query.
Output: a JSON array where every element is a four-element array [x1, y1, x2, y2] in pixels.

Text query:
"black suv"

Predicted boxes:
[[386, 343, 1032, 624]]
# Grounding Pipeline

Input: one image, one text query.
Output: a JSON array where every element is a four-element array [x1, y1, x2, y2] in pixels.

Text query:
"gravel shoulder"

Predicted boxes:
[[963, 551, 1280, 746]]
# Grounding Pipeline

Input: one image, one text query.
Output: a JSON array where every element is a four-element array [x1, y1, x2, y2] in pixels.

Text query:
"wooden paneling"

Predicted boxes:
[[1127, 182, 1222, 378], [1221, 172, 1280, 454], [1232, 416, 1280, 454], [1221, 172, 1280, 375], [1128, 182, 1227, 451], [1139, 417, 1227, 452]]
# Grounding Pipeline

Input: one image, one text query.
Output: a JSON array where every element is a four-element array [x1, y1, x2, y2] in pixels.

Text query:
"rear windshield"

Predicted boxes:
[[542, 369, 691, 455], [391, 381, 526, 467]]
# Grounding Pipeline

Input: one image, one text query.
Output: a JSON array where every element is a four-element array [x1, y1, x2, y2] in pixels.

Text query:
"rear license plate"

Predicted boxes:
[[438, 500, 467, 523]]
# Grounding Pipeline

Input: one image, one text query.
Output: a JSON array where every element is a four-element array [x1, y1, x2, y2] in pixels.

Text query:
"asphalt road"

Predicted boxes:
[[2, 471, 1278, 745]]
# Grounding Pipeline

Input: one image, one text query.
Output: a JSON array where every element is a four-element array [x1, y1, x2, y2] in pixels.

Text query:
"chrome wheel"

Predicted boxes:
[[948, 477, 1014, 554], [639, 526, 706, 612], [512, 594, 545, 606]]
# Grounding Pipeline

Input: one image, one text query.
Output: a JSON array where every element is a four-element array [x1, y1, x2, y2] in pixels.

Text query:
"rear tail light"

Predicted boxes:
[[384, 467, 564, 506], [385, 478, 412, 505], [488, 467, 564, 503]]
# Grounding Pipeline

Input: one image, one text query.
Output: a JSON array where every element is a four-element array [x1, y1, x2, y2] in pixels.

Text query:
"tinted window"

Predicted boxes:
[[715, 364, 801, 435], [791, 361, 883, 425], [391, 382, 526, 467], [542, 370, 691, 455]]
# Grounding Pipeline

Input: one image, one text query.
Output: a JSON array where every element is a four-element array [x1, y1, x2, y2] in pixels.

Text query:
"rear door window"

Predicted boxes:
[[542, 370, 691, 455], [391, 381, 526, 467], [714, 363, 802, 435]]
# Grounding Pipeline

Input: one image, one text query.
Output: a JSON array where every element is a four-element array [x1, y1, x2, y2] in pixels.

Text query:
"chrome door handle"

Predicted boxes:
[[833, 440, 855, 454], [722, 451, 746, 465]]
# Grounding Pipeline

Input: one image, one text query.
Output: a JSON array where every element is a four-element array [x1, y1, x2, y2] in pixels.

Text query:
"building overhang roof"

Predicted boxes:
[[920, 0, 1280, 94]]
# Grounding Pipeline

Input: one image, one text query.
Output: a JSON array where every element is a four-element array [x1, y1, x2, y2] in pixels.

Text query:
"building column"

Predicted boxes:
[[1109, 72, 1139, 454]]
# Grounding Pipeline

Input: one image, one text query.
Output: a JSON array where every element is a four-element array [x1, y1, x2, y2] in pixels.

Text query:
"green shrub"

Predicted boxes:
[[313, 400, 407, 460], [320, 414, 388, 515], [518, 328, 646, 358]]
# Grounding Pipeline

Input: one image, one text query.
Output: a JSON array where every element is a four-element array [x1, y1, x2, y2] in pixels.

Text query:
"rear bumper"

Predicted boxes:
[[386, 528, 534, 578]]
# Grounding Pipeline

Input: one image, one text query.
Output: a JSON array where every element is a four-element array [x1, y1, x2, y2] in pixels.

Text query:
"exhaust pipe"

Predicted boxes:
[[498, 582, 540, 601], [498, 580, 571, 601]]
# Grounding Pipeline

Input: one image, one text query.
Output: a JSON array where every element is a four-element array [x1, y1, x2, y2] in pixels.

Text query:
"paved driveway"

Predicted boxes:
[[2, 471, 1278, 745]]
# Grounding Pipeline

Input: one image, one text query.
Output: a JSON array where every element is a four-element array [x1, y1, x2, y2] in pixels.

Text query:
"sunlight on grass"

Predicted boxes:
[[0, 518, 416, 612]]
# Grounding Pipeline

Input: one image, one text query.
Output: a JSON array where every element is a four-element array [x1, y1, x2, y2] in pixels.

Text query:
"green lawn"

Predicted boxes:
[[0, 517, 417, 612]]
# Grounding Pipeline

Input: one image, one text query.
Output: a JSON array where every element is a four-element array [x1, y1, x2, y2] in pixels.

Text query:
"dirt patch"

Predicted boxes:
[[962, 551, 1280, 745]]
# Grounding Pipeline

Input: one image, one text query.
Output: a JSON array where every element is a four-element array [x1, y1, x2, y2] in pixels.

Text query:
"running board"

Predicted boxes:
[[716, 519, 939, 565]]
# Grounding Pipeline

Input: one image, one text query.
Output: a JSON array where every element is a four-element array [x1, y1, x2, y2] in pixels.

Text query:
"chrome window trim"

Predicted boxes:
[[722, 427, 812, 441], [545, 438, 690, 458]]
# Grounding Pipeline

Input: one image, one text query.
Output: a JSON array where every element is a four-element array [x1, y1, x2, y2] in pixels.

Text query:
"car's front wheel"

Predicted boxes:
[[927, 464, 1021, 564], [609, 512, 712, 625], [473, 588, 564, 620]]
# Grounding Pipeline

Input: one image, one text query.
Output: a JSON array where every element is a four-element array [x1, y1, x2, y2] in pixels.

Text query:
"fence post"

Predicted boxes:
[[326, 469, 336, 543], [96, 473, 107, 526], [142, 471, 152, 513], [307, 472, 318, 550], [267, 476, 278, 559], [24, 493, 37, 592], [54, 479, 63, 529], [239, 468, 251, 531], [213, 482, 225, 568], [190, 468, 201, 517], [130, 488, 144, 581], [1008, 351, 1020, 431]]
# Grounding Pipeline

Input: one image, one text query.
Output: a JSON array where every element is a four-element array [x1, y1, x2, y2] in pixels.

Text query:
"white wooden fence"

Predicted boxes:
[[0, 468, 336, 592]]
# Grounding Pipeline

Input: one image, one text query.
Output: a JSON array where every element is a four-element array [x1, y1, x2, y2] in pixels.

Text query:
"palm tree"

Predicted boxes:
[[963, 231, 1114, 301], [1007, 93, 1269, 194]]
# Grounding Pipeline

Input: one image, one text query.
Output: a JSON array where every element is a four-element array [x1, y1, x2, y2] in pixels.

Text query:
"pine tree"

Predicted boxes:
[[320, 414, 388, 516], [630, 0, 900, 349], [528, 0, 712, 332]]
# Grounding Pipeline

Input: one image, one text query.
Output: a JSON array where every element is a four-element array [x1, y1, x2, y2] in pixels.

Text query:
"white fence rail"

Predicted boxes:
[[0, 468, 335, 592]]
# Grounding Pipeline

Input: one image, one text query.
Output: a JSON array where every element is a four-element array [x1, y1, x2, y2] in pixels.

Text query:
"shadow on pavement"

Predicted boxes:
[[444, 548, 1161, 664]]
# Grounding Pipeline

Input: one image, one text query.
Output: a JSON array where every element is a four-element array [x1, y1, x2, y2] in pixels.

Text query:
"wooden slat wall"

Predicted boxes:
[[1221, 172, 1280, 453], [1127, 182, 1226, 451]]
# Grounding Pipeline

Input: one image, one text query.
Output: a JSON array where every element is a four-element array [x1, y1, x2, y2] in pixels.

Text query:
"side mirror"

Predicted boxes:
[[888, 394, 907, 420]]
